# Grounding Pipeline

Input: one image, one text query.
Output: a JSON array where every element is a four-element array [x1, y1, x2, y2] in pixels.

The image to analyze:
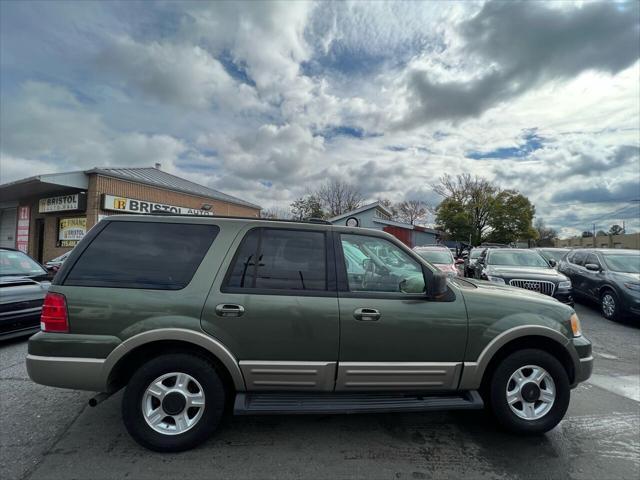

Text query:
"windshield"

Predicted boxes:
[[470, 250, 481, 259], [0, 250, 47, 276], [539, 249, 569, 262], [488, 250, 549, 267], [603, 253, 640, 273], [416, 250, 453, 264]]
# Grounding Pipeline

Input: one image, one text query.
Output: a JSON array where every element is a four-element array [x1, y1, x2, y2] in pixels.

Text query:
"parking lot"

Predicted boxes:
[[1, 302, 638, 480]]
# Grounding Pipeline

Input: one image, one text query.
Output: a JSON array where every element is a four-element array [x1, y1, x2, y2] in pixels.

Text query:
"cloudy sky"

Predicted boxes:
[[1, 0, 638, 236]]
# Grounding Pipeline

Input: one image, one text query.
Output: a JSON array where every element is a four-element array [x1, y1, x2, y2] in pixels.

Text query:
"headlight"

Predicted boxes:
[[486, 275, 505, 284], [558, 280, 572, 289], [570, 313, 582, 337], [624, 282, 640, 291]]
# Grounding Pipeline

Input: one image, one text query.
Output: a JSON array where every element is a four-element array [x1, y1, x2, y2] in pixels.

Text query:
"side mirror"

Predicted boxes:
[[399, 275, 425, 294], [548, 259, 557, 267], [426, 270, 448, 298], [585, 263, 600, 272], [362, 258, 374, 271]]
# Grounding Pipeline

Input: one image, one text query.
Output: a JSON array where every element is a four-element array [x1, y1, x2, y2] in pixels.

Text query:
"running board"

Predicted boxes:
[[233, 391, 483, 415]]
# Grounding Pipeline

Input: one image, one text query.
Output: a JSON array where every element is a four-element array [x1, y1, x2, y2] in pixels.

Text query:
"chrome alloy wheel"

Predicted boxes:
[[142, 372, 205, 435], [602, 293, 616, 318], [506, 365, 556, 421]]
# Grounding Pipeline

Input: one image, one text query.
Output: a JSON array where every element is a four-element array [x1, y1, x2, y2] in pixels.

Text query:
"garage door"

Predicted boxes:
[[0, 207, 17, 248]]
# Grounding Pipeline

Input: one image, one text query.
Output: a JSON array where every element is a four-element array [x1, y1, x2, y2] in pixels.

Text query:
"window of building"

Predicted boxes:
[[64, 222, 218, 289], [225, 228, 327, 291]]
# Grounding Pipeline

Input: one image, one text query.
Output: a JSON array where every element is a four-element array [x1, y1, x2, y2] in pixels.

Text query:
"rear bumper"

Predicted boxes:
[[26, 354, 106, 391]]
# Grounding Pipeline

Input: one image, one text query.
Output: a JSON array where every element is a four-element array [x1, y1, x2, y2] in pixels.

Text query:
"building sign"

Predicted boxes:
[[39, 193, 86, 213], [16, 206, 30, 253], [58, 217, 87, 247], [102, 194, 213, 216]]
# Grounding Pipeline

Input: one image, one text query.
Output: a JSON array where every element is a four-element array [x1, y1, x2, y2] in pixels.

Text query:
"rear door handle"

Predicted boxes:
[[354, 308, 381, 321], [215, 304, 245, 317]]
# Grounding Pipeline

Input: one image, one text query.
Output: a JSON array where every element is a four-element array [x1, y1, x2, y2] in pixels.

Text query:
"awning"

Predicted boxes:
[[0, 171, 88, 201]]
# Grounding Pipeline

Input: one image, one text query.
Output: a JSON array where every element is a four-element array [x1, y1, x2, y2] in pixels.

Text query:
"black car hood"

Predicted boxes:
[[485, 266, 568, 281]]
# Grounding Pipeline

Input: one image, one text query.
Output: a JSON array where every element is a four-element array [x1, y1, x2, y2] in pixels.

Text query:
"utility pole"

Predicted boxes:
[[592, 223, 596, 247]]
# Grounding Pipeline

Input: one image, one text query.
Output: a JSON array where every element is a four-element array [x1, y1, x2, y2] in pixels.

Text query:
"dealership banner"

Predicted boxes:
[[16, 206, 30, 253], [102, 194, 213, 216], [39, 193, 86, 213], [58, 217, 87, 247]]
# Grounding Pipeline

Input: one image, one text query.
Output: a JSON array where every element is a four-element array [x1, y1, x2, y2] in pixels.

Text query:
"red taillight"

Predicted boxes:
[[41, 292, 69, 333]]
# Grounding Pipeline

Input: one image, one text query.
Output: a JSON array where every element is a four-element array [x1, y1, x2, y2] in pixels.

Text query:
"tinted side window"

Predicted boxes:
[[571, 251, 587, 266], [585, 253, 600, 267], [226, 228, 327, 291], [65, 222, 218, 289]]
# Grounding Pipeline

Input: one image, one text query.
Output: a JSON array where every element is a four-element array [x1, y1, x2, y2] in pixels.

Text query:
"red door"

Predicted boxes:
[[382, 226, 412, 247]]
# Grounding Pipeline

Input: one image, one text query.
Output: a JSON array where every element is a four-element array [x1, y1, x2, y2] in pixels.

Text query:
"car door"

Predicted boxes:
[[567, 251, 589, 295], [334, 231, 468, 392], [201, 226, 339, 391], [582, 252, 604, 300]]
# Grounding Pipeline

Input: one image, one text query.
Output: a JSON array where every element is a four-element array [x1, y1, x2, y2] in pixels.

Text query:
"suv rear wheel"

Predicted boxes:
[[489, 349, 569, 434], [122, 353, 226, 452]]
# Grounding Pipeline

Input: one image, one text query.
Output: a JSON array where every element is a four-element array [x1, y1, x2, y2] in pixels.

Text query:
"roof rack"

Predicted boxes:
[[117, 211, 333, 225]]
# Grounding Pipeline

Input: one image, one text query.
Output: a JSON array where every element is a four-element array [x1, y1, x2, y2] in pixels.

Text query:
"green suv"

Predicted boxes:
[[27, 216, 593, 452]]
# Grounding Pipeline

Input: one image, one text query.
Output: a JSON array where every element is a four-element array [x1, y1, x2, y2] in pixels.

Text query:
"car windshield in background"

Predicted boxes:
[[488, 250, 549, 267], [0, 250, 46, 276], [540, 249, 569, 262], [603, 253, 640, 274], [417, 250, 453, 264], [470, 250, 481, 259]]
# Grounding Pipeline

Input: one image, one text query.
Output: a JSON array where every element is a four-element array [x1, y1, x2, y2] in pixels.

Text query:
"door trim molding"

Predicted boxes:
[[240, 361, 337, 391], [335, 362, 462, 391]]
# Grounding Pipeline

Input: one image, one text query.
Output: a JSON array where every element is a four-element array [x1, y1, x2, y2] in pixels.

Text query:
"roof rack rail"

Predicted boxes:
[[116, 211, 333, 225]]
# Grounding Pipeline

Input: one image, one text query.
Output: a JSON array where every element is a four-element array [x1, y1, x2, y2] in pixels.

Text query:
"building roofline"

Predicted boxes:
[[328, 201, 394, 223], [86, 167, 261, 210]]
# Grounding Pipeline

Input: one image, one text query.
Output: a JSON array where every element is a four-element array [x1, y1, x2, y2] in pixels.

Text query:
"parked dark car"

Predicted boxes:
[[535, 248, 570, 268], [45, 251, 71, 273], [475, 248, 573, 305], [557, 249, 640, 321], [0, 248, 51, 339], [464, 248, 482, 278]]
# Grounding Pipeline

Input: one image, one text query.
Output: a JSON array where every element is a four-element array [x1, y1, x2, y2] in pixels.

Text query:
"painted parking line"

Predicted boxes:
[[588, 374, 640, 402]]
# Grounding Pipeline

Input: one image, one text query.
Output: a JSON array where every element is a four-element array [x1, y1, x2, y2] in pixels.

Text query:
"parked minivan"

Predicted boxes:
[[27, 215, 592, 451]]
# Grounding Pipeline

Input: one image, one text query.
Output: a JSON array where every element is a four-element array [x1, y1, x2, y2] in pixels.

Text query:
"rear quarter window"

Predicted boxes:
[[64, 221, 218, 289]]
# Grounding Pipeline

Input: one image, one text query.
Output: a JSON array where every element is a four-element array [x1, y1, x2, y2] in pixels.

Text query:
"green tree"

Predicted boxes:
[[609, 224, 624, 235], [434, 197, 473, 243], [433, 174, 496, 245], [290, 195, 325, 220], [487, 190, 537, 244]]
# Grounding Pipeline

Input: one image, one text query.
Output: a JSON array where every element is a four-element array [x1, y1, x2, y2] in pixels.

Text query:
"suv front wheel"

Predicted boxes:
[[122, 353, 226, 452], [489, 349, 570, 434]]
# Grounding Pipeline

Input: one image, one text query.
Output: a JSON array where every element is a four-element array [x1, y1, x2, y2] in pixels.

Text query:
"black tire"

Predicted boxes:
[[122, 353, 226, 452], [600, 289, 620, 321], [489, 349, 570, 434]]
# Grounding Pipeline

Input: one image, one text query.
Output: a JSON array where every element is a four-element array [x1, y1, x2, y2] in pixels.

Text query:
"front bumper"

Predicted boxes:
[[571, 336, 593, 387], [553, 291, 574, 306]]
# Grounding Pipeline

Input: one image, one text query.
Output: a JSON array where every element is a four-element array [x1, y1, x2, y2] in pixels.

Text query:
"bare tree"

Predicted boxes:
[[316, 179, 363, 217], [397, 200, 427, 225], [261, 206, 291, 219], [377, 198, 398, 219], [534, 218, 558, 247]]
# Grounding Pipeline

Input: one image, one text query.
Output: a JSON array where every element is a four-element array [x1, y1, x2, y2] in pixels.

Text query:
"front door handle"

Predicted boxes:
[[215, 304, 245, 317], [354, 308, 381, 321]]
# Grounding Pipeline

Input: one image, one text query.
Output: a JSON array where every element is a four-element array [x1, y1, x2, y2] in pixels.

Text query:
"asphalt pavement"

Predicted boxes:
[[1, 303, 638, 480]]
